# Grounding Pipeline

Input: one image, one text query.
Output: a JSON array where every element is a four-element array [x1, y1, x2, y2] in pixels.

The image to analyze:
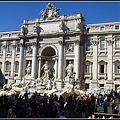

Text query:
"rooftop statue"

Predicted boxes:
[[40, 3, 61, 20], [20, 25, 28, 35]]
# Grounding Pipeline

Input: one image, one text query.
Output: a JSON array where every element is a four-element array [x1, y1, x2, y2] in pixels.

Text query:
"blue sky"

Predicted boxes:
[[0, 1, 120, 32]]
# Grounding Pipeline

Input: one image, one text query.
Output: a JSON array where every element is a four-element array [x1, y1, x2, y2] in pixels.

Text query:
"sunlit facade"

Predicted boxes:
[[0, 4, 120, 91]]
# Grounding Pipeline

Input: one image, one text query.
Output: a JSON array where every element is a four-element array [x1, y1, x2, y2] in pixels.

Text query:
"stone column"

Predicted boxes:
[[98, 62, 100, 75], [105, 63, 107, 74], [91, 36, 98, 81], [113, 63, 115, 80], [63, 43, 66, 78], [74, 40, 80, 80], [11, 41, 16, 77], [90, 62, 92, 74], [58, 39, 64, 80], [90, 62, 93, 79], [113, 63, 115, 74], [31, 40, 37, 79], [23, 45, 26, 77], [55, 59, 58, 79], [18, 39, 24, 80], [57, 38, 64, 90], [107, 35, 113, 81], [2, 42, 6, 74], [37, 58, 42, 79], [80, 38, 85, 80]]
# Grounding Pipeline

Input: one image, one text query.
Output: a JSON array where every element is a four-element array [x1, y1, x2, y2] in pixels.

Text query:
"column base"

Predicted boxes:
[[56, 79, 64, 91], [106, 80, 114, 90], [90, 79, 99, 90]]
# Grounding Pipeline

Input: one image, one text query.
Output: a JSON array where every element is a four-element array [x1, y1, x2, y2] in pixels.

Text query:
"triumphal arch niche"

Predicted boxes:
[[16, 3, 85, 91]]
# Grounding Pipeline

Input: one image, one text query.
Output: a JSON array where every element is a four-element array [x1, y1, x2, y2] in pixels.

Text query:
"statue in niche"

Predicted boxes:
[[26, 61, 31, 75], [66, 61, 74, 77], [67, 43, 74, 53], [41, 61, 51, 81], [27, 46, 32, 54]]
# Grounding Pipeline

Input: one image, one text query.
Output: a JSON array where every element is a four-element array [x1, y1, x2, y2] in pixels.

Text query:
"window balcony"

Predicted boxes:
[[98, 73, 107, 80], [84, 73, 93, 80], [113, 73, 120, 80]]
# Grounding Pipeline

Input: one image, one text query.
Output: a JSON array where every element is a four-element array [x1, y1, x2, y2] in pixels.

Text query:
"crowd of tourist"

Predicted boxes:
[[0, 89, 120, 118], [70, 89, 120, 118]]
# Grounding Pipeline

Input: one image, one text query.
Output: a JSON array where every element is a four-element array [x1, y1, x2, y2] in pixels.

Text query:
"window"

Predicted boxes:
[[100, 65, 104, 73], [5, 61, 11, 72], [15, 61, 19, 73], [85, 84, 89, 90], [115, 62, 120, 74], [85, 63, 90, 74], [100, 40, 105, 49], [115, 39, 120, 48], [115, 25, 119, 30], [100, 26, 104, 31], [85, 40, 91, 51], [7, 42, 12, 52], [100, 84, 104, 88], [115, 85, 119, 90], [16, 42, 20, 52]]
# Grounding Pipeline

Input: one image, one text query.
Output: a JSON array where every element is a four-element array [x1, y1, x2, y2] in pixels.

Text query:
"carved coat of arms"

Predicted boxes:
[[40, 3, 61, 20]]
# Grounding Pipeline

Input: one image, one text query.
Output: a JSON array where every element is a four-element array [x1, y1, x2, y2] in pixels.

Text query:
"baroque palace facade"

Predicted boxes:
[[0, 3, 120, 91]]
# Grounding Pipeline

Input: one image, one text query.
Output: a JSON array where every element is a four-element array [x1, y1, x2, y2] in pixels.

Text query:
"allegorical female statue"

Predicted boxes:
[[26, 61, 31, 75], [66, 61, 74, 77]]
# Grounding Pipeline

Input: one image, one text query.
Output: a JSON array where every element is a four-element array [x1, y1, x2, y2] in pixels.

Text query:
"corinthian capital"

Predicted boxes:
[[58, 40, 63, 46], [90, 39, 99, 46], [2, 44, 6, 49], [106, 39, 114, 46], [32, 42, 37, 47]]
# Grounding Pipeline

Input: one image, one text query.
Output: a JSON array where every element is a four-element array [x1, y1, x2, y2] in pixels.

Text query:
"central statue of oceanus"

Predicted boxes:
[[40, 3, 61, 20]]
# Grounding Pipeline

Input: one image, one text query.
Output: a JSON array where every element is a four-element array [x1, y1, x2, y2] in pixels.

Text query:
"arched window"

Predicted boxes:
[[115, 37, 120, 49], [114, 61, 120, 74], [85, 61, 90, 74], [99, 61, 106, 74], [5, 61, 11, 72], [16, 42, 20, 52], [100, 37, 105, 49], [7, 42, 12, 52]]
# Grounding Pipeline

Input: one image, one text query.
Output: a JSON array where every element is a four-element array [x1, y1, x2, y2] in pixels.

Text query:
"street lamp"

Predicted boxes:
[[69, 71, 79, 97]]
